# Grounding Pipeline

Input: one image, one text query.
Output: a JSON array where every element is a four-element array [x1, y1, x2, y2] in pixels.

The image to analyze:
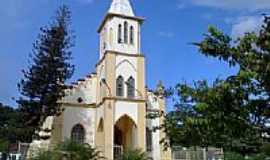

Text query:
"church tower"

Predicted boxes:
[[98, 0, 143, 58], [26, 1, 173, 160], [95, 0, 146, 159]]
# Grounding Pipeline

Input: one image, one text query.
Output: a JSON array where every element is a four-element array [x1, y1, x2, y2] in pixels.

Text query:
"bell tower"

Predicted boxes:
[[95, 0, 146, 159], [98, 0, 143, 58]]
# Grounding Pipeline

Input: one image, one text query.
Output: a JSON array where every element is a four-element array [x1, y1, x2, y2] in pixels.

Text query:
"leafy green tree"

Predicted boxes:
[[159, 15, 270, 156], [17, 5, 75, 140], [121, 149, 151, 160], [0, 103, 33, 146]]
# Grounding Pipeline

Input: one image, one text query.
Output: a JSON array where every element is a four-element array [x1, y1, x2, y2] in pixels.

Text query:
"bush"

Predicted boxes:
[[224, 152, 245, 160], [224, 152, 268, 160], [30, 140, 104, 160], [261, 143, 270, 156], [0, 139, 9, 152], [55, 140, 104, 160], [30, 150, 60, 160], [121, 149, 151, 160], [249, 154, 267, 160]]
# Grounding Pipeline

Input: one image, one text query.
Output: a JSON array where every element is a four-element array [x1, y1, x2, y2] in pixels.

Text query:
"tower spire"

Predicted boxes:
[[108, 0, 135, 17]]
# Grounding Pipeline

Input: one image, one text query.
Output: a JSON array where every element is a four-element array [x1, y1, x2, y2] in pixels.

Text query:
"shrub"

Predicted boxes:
[[121, 149, 151, 160], [30, 140, 104, 160]]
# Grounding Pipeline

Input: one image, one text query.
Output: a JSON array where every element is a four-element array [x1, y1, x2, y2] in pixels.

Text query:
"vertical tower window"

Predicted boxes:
[[124, 21, 128, 44], [71, 124, 85, 144], [109, 28, 113, 46], [116, 76, 124, 97], [130, 26, 134, 45], [127, 76, 135, 98], [118, 24, 122, 43]]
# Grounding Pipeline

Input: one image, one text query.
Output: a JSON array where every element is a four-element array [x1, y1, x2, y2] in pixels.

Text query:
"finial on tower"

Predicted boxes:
[[108, 0, 135, 17], [155, 80, 166, 98]]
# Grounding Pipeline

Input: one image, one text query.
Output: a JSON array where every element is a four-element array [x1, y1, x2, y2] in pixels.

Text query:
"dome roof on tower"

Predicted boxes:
[[108, 0, 135, 17]]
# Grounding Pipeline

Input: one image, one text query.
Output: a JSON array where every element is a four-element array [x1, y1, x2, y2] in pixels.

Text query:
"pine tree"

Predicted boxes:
[[17, 5, 75, 140]]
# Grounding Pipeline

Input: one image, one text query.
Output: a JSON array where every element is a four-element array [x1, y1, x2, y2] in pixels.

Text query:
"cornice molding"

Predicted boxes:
[[97, 96, 146, 107], [96, 50, 145, 67], [98, 13, 145, 33], [60, 102, 97, 108]]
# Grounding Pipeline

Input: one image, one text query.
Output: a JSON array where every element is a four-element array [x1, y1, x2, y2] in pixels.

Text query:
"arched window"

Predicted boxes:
[[116, 76, 124, 97], [127, 77, 135, 98], [118, 24, 122, 43], [124, 21, 128, 43], [71, 124, 85, 144], [130, 26, 134, 44]]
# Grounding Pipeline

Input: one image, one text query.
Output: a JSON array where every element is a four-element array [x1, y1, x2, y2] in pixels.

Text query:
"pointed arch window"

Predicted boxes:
[[130, 26, 134, 45], [124, 21, 128, 43], [116, 76, 124, 97], [127, 76, 135, 98], [118, 24, 122, 43], [71, 124, 85, 144]]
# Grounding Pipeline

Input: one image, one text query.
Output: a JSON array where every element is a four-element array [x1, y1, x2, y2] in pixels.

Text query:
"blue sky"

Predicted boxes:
[[0, 0, 268, 106]]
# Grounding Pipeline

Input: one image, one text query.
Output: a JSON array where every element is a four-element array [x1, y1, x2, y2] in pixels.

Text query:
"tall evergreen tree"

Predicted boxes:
[[17, 5, 75, 140]]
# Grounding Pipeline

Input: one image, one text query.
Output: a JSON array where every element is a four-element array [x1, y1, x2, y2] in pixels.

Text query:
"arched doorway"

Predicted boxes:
[[114, 115, 137, 159]]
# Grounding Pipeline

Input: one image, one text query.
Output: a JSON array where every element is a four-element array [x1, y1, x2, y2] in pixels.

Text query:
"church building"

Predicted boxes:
[[27, 0, 172, 159]]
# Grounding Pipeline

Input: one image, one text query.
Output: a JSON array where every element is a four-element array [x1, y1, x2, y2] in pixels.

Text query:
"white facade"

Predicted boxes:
[[115, 55, 138, 97], [61, 106, 96, 145], [99, 18, 141, 57]]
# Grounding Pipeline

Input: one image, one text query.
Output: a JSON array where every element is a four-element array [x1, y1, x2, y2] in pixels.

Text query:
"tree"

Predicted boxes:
[[17, 5, 75, 140], [159, 15, 270, 156], [0, 103, 33, 147]]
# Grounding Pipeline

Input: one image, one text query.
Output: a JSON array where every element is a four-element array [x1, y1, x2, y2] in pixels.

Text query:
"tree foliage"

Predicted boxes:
[[0, 139, 9, 152], [17, 5, 75, 140], [0, 103, 33, 148], [30, 140, 104, 160], [121, 149, 151, 160], [160, 16, 270, 155]]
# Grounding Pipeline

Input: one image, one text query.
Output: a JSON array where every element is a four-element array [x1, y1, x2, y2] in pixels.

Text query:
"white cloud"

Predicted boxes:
[[231, 16, 263, 39], [158, 31, 174, 38], [191, 0, 270, 11]]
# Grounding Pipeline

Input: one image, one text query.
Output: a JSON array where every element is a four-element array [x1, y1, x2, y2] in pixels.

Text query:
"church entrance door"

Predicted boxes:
[[114, 115, 137, 159]]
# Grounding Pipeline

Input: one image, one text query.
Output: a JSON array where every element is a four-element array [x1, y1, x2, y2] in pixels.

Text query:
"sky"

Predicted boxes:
[[0, 0, 268, 107]]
